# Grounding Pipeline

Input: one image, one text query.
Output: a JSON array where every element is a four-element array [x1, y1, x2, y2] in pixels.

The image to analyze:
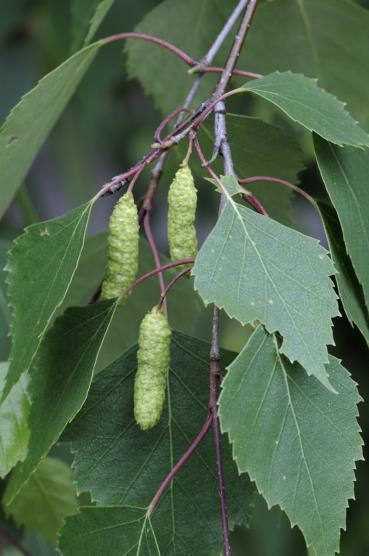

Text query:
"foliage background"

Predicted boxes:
[[0, 0, 368, 554]]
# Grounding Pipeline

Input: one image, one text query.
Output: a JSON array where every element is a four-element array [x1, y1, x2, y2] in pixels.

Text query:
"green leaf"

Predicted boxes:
[[219, 326, 363, 556], [61, 332, 254, 554], [3, 300, 116, 504], [242, 0, 369, 124], [126, 0, 236, 114], [0, 240, 11, 360], [59, 506, 153, 555], [314, 136, 369, 311], [192, 198, 339, 389], [201, 114, 306, 226], [0, 42, 101, 217], [242, 72, 369, 147], [71, 0, 115, 52], [318, 202, 369, 344], [0, 363, 30, 478], [62, 234, 207, 371], [4, 202, 93, 399], [5, 457, 78, 543]]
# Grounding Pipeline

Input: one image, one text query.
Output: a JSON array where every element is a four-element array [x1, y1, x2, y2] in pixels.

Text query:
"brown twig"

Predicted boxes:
[[124, 258, 195, 295], [142, 211, 168, 318], [158, 267, 191, 310]]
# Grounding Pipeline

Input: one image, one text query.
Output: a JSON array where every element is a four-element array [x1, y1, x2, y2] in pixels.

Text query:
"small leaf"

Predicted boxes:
[[5, 457, 78, 543], [192, 198, 339, 389], [318, 202, 369, 344], [314, 136, 369, 311], [71, 0, 116, 52], [61, 332, 254, 554], [219, 326, 363, 556], [4, 202, 93, 399], [242, 72, 369, 147], [0, 363, 30, 478], [3, 300, 116, 504], [0, 42, 101, 217]]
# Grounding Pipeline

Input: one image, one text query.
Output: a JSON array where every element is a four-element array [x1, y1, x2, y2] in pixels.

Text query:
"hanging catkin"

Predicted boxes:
[[134, 307, 171, 430], [168, 164, 197, 266], [101, 192, 139, 305]]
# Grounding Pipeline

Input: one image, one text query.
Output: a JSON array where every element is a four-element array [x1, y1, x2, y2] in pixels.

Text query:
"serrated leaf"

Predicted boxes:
[[192, 198, 339, 389], [126, 0, 236, 114], [71, 0, 115, 52], [314, 136, 369, 311], [242, 72, 369, 147], [61, 234, 208, 371], [0, 363, 30, 478], [3, 300, 116, 504], [219, 326, 363, 556], [242, 0, 369, 124], [4, 202, 93, 399], [5, 457, 78, 543], [0, 42, 101, 217], [0, 240, 11, 360], [200, 114, 305, 226], [318, 202, 369, 344], [61, 332, 254, 554]]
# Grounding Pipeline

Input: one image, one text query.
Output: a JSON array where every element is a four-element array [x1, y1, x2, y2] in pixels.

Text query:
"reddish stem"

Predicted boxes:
[[102, 32, 197, 67], [158, 267, 191, 310], [239, 176, 314, 205], [154, 108, 192, 144], [125, 258, 195, 295], [243, 193, 268, 216], [148, 414, 212, 513], [143, 211, 168, 318]]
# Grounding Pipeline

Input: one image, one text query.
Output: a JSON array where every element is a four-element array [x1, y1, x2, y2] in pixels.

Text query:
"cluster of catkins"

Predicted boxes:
[[101, 163, 198, 430]]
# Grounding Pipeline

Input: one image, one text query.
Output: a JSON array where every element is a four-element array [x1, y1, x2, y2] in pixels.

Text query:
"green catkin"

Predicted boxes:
[[101, 192, 139, 305], [134, 307, 171, 431], [168, 164, 198, 266]]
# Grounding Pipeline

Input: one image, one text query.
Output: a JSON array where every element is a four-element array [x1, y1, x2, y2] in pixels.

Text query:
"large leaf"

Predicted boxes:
[[71, 0, 116, 52], [318, 202, 369, 344], [5, 457, 78, 543], [3, 300, 116, 504], [200, 114, 305, 226], [314, 136, 369, 311], [62, 234, 207, 371], [219, 326, 363, 556], [242, 0, 369, 124], [0, 42, 101, 217], [61, 332, 254, 554], [4, 202, 93, 399], [126, 0, 238, 114], [242, 72, 369, 147], [192, 196, 339, 389], [0, 363, 30, 478]]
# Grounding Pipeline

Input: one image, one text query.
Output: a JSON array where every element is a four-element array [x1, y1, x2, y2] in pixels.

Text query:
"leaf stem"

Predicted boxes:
[[158, 267, 191, 310], [148, 414, 212, 514], [124, 258, 195, 295], [239, 176, 316, 206], [142, 211, 168, 318]]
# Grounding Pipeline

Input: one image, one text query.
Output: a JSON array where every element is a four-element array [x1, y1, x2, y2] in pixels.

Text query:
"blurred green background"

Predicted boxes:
[[0, 0, 368, 554]]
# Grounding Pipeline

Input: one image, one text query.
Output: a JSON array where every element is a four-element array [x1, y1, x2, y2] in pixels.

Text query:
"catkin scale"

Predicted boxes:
[[134, 307, 171, 430], [101, 192, 139, 305], [168, 164, 198, 266]]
